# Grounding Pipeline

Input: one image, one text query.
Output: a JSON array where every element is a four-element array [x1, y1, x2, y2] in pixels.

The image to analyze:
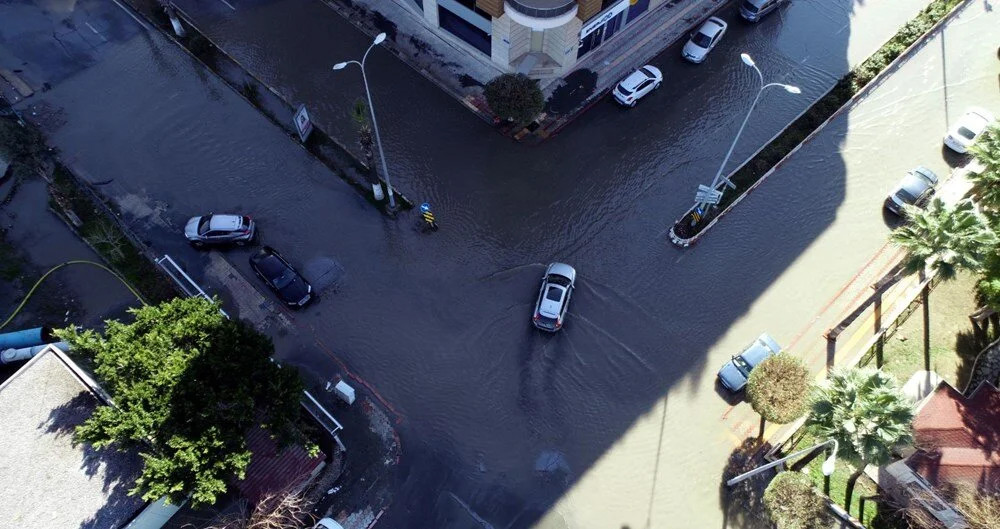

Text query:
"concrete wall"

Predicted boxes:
[[543, 16, 582, 67], [423, 0, 439, 26]]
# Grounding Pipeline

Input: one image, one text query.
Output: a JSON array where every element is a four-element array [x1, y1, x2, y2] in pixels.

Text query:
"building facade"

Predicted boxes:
[[405, 0, 671, 78]]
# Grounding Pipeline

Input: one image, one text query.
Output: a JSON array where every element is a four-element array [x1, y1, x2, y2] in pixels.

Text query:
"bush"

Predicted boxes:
[[746, 354, 811, 424], [764, 471, 827, 529], [483, 73, 543, 125]]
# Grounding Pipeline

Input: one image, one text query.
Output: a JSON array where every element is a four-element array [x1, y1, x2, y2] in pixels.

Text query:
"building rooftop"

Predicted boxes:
[[907, 381, 1000, 492], [0, 345, 147, 529]]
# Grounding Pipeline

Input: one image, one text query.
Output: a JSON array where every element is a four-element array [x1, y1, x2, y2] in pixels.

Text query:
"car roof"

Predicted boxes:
[[251, 248, 288, 276], [208, 214, 241, 231], [959, 109, 991, 132], [900, 172, 932, 196], [739, 333, 780, 366], [539, 284, 567, 318], [620, 70, 652, 90]]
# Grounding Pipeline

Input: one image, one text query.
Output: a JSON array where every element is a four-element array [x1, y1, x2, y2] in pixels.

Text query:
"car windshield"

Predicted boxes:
[[640, 67, 656, 78], [957, 126, 976, 140], [742, 1, 759, 12], [732, 355, 751, 372], [895, 187, 918, 204], [547, 275, 571, 287], [545, 286, 563, 302], [692, 32, 712, 47], [197, 216, 211, 235]]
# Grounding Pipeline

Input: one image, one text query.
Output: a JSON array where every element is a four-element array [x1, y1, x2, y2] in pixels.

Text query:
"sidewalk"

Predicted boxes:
[[297, 0, 726, 140]]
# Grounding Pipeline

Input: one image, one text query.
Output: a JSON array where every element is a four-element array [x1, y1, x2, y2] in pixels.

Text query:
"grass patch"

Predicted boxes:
[[785, 430, 884, 524], [48, 164, 175, 304], [674, 0, 965, 239], [864, 271, 983, 389]]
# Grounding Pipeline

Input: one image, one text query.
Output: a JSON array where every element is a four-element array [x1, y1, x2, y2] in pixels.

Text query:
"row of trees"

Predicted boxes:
[[746, 360, 914, 528], [753, 122, 1000, 529]]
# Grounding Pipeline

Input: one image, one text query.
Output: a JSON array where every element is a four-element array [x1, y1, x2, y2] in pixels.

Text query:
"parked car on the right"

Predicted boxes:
[[612, 65, 663, 107], [184, 213, 255, 247], [717, 333, 781, 392], [884, 166, 938, 215], [943, 108, 994, 153], [682, 17, 728, 63], [739, 0, 786, 22]]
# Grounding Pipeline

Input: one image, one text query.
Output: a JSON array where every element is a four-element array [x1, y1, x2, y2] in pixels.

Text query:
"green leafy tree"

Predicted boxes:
[[483, 73, 544, 125], [746, 353, 811, 425], [763, 471, 827, 529], [891, 198, 996, 280], [968, 124, 1000, 212], [808, 368, 914, 511], [57, 297, 308, 507]]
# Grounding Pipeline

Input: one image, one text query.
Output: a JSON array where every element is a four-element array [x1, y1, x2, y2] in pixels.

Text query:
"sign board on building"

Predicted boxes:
[[579, 0, 630, 40], [293, 104, 313, 143]]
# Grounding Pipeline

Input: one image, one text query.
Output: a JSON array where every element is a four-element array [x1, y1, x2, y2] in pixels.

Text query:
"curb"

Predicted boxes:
[[668, 0, 971, 247], [115, 0, 414, 215], [317, 0, 498, 128]]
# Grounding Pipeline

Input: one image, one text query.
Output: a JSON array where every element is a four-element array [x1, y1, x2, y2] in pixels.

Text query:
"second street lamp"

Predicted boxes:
[[695, 52, 801, 216], [333, 32, 397, 211]]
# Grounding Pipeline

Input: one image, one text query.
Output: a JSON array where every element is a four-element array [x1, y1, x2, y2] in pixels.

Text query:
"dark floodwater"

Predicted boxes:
[[1, 0, 951, 526]]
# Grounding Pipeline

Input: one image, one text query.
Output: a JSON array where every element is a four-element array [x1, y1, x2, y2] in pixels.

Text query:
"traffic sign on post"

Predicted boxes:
[[293, 104, 313, 143], [694, 185, 723, 205]]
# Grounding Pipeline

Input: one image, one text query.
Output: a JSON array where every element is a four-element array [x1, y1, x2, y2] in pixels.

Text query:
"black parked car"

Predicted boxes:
[[249, 246, 313, 307]]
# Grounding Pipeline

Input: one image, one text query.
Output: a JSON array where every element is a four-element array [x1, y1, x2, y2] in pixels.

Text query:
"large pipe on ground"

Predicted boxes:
[[0, 341, 69, 365], [0, 327, 53, 350]]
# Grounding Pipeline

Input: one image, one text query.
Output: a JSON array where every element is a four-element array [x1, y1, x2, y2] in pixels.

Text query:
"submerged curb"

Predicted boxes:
[[668, 0, 971, 248]]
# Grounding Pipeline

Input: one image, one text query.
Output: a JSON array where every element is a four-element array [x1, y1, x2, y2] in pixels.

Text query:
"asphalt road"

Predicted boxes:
[[3, 0, 999, 528]]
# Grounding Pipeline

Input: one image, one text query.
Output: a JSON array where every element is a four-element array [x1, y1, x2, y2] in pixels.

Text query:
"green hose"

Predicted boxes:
[[0, 260, 146, 331]]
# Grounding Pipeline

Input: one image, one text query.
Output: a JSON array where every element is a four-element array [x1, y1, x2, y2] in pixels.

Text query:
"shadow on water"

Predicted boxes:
[[0, 0, 905, 525]]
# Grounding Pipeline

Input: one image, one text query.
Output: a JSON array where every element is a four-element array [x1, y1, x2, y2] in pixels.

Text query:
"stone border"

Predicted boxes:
[[115, 0, 414, 215], [668, 0, 971, 248]]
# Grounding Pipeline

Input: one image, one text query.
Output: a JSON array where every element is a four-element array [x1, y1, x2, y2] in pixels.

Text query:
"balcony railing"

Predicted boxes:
[[505, 0, 576, 19]]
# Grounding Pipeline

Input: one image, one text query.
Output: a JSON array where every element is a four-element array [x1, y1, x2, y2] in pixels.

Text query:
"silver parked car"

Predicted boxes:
[[184, 214, 256, 247], [532, 263, 576, 332], [683, 17, 728, 63], [885, 166, 938, 215], [717, 333, 781, 392], [612, 65, 663, 107], [943, 107, 994, 153], [739, 0, 786, 22]]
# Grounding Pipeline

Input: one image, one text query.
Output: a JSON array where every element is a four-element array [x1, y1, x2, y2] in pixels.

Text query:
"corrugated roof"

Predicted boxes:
[[0, 346, 147, 529], [234, 424, 325, 504], [907, 382, 1000, 492]]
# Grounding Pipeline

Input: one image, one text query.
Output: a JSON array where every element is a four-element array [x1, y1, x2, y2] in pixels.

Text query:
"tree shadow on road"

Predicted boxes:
[[719, 438, 774, 529]]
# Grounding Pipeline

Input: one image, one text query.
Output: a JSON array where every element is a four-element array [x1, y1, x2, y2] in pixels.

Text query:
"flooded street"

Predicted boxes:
[[2, 0, 999, 527]]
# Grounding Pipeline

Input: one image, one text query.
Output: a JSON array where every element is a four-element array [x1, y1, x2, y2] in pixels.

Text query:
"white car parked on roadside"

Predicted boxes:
[[682, 17, 728, 63], [943, 107, 994, 153], [612, 65, 663, 107]]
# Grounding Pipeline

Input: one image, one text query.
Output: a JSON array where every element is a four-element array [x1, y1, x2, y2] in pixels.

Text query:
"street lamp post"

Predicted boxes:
[[726, 439, 838, 487], [333, 33, 396, 210], [695, 53, 801, 215]]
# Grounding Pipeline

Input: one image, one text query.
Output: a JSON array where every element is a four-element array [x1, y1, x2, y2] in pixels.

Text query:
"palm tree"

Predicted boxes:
[[891, 198, 995, 280], [891, 198, 997, 368], [970, 124, 1000, 173], [808, 368, 914, 512], [968, 124, 1000, 214]]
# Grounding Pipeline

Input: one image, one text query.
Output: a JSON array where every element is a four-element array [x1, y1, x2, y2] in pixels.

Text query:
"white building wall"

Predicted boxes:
[[507, 18, 531, 63], [542, 16, 582, 68], [423, 0, 439, 26], [490, 14, 512, 67]]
